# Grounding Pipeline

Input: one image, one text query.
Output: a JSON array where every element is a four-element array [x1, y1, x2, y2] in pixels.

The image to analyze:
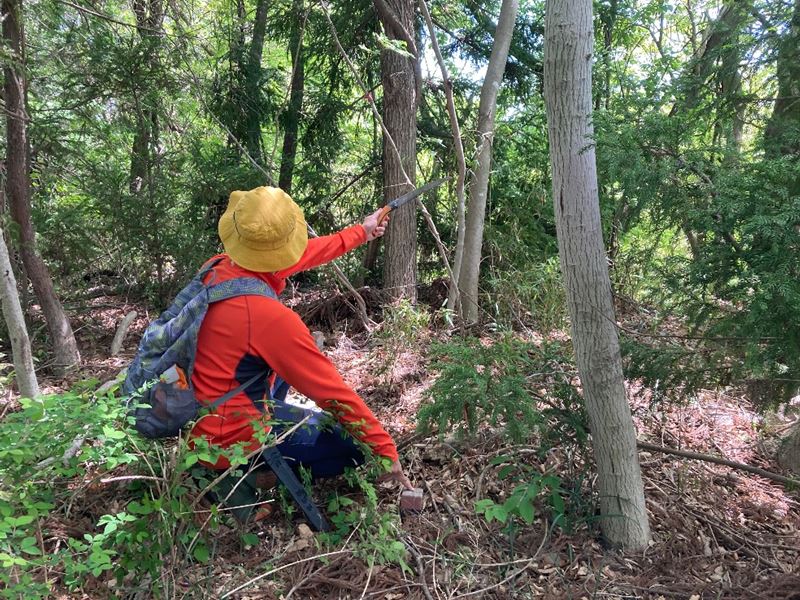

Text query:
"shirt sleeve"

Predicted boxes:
[[275, 224, 366, 279], [255, 305, 399, 461]]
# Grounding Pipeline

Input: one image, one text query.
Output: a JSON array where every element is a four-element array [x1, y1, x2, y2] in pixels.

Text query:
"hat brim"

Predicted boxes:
[[218, 202, 309, 272]]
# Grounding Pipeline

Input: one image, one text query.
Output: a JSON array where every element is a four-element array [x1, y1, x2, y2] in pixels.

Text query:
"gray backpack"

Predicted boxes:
[[123, 258, 277, 438]]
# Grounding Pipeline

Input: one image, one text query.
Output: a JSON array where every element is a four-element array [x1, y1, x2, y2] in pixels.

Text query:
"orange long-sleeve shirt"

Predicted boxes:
[[189, 224, 398, 468]]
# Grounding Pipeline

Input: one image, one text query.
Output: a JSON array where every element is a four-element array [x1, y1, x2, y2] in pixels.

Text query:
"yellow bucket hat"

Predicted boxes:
[[218, 186, 309, 272]]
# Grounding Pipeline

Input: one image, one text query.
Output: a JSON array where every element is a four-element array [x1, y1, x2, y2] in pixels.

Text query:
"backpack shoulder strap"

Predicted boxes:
[[207, 372, 262, 410], [207, 277, 278, 304], [197, 256, 225, 283]]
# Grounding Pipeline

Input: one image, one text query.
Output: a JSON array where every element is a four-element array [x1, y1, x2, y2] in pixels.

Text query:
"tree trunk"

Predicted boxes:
[[543, 0, 651, 551], [130, 0, 163, 193], [778, 423, 800, 475], [764, 0, 800, 158], [671, 0, 752, 117], [245, 0, 270, 165], [279, 0, 306, 194], [419, 0, 466, 315], [0, 228, 39, 398], [375, 0, 418, 301], [457, 0, 519, 323], [3, 0, 80, 374], [778, 421, 800, 475]]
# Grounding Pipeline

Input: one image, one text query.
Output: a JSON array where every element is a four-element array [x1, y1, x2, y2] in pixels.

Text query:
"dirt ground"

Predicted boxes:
[[7, 289, 800, 599]]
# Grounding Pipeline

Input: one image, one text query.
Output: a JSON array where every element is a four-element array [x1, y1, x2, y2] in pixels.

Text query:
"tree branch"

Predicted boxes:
[[372, 0, 418, 57], [637, 440, 800, 487]]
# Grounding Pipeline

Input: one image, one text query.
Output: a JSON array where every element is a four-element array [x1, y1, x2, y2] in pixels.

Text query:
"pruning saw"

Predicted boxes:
[[377, 178, 449, 226]]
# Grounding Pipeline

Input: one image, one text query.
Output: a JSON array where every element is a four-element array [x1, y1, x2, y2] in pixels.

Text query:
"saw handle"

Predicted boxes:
[[377, 205, 393, 226]]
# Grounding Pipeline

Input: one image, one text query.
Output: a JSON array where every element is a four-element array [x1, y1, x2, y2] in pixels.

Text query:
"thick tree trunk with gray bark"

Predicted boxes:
[[3, 0, 80, 375], [375, 0, 418, 301], [0, 229, 39, 398], [544, 0, 651, 551], [457, 0, 519, 323]]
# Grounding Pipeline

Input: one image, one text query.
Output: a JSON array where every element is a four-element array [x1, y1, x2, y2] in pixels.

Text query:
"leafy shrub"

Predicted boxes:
[[418, 334, 589, 446], [474, 455, 566, 529], [373, 298, 431, 386], [321, 460, 410, 571], [0, 384, 248, 597], [0, 380, 411, 597], [376, 298, 431, 350], [418, 335, 540, 442]]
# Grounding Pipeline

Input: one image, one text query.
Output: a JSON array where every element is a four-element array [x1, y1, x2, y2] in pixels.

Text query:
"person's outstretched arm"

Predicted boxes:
[[275, 209, 389, 278], [255, 304, 412, 488]]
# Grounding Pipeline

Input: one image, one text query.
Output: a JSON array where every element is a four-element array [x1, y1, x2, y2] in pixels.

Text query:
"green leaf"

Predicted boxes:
[[518, 500, 535, 524], [10, 515, 34, 527], [193, 543, 210, 563], [550, 491, 565, 515], [20, 537, 41, 555], [497, 465, 515, 480], [241, 533, 259, 548], [490, 506, 509, 524], [0, 552, 16, 567], [102, 426, 126, 440]]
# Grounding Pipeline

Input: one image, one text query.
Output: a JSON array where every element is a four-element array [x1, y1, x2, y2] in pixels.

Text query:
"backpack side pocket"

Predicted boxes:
[[135, 382, 199, 439]]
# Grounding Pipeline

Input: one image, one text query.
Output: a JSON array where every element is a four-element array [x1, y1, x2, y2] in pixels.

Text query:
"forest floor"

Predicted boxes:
[[6, 285, 800, 599]]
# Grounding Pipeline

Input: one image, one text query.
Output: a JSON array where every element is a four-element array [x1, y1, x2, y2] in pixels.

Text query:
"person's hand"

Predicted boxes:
[[377, 459, 413, 490], [362, 208, 389, 241]]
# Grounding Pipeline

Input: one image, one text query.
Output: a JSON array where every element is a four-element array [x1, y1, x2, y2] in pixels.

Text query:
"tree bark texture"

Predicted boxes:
[[279, 0, 306, 194], [0, 228, 39, 398], [764, 0, 800, 158], [130, 0, 164, 193], [3, 0, 80, 374], [376, 0, 418, 301], [419, 0, 466, 315], [672, 0, 752, 117], [245, 0, 270, 165], [778, 422, 800, 475], [543, 0, 651, 550], [458, 0, 519, 323]]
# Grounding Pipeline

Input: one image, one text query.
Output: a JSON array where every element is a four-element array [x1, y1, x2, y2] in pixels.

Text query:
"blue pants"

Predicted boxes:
[[258, 401, 365, 479], [210, 378, 364, 521]]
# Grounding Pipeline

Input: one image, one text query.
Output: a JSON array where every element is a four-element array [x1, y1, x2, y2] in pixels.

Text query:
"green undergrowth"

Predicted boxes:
[[418, 333, 592, 535], [0, 382, 407, 598]]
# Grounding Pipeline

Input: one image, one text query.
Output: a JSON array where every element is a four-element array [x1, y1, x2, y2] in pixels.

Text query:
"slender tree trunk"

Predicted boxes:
[[719, 40, 744, 161], [769, 0, 800, 471], [544, 0, 651, 551], [597, 0, 617, 111], [130, 0, 163, 192], [671, 0, 752, 117], [375, 0, 418, 301], [3, 0, 80, 374], [419, 0, 467, 315], [279, 0, 306, 193], [457, 0, 519, 323], [245, 0, 270, 165], [764, 0, 800, 158], [0, 228, 39, 398]]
